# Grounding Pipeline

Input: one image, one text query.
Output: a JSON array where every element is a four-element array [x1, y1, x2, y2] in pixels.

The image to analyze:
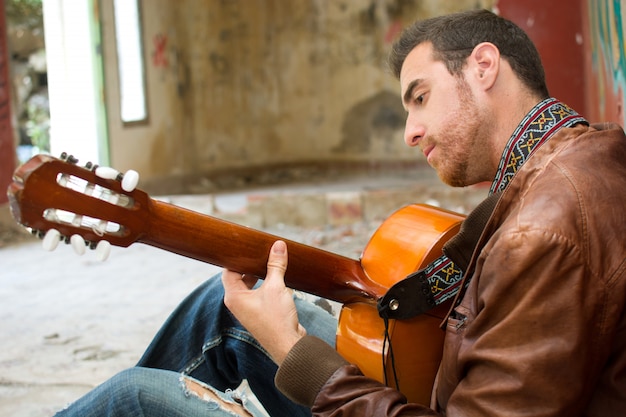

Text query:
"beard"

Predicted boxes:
[[431, 77, 493, 187]]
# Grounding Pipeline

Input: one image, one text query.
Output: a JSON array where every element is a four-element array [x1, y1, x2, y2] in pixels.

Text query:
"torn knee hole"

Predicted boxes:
[[183, 377, 252, 417]]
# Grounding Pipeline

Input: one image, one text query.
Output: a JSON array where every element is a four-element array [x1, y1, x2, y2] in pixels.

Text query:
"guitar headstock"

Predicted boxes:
[[7, 153, 150, 258]]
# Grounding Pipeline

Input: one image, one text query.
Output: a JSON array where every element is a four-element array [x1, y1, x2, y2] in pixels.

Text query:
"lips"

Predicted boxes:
[[423, 144, 435, 161]]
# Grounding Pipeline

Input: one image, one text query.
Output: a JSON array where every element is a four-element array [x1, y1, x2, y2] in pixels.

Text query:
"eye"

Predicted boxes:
[[414, 92, 426, 105]]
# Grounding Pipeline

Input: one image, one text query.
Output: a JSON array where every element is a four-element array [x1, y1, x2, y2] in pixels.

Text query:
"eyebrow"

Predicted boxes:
[[403, 79, 423, 106]]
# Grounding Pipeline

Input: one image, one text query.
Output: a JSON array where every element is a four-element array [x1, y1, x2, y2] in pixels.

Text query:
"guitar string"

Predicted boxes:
[[58, 174, 122, 236], [382, 316, 401, 392]]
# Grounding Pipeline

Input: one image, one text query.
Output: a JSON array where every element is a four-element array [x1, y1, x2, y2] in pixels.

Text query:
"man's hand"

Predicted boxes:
[[222, 240, 306, 365]]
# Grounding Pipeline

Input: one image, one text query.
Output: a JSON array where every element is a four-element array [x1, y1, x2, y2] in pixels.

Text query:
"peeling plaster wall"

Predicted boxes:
[[583, 0, 626, 126], [100, 0, 493, 190]]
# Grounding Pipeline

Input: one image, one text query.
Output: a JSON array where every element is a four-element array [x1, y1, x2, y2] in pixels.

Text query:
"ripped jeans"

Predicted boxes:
[[54, 275, 338, 417]]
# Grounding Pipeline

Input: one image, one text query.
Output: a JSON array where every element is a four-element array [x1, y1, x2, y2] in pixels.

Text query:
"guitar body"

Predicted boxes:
[[338, 204, 463, 404], [7, 154, 465, 404]]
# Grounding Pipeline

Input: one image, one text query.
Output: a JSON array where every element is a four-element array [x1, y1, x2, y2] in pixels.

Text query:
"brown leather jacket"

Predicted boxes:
[[275, 122, 626, 416]]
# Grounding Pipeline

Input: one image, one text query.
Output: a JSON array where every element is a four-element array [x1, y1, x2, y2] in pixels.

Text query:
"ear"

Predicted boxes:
[[467, 42, 500, 91]]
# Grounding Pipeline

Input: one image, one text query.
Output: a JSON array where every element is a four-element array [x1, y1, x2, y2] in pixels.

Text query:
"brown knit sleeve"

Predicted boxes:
[[274, 335, 349, 407]]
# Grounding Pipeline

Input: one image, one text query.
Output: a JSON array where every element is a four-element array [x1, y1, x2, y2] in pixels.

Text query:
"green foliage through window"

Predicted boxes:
[[6, 0, 43, 28]]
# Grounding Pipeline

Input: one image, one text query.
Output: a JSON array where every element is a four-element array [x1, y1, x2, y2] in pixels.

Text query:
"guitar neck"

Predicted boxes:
[[142, 199, 387, 304], [7, 153, 387, 304]]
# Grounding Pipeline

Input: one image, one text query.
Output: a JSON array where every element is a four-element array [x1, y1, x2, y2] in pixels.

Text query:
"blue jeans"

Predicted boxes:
[[54, 275, 337, 417]]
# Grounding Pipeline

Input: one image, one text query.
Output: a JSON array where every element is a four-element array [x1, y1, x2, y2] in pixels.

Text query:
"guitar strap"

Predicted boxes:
[[378, 97, 588, 321], [378, 191, 501, 320]]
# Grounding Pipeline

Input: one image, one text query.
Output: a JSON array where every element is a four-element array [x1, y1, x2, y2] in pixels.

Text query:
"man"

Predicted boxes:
[[56, 9, 626, 416]]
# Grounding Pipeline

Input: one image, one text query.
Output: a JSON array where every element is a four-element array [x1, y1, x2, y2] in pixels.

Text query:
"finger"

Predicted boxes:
[[222, 268, 249, 293], [264, 240, 288, 288]]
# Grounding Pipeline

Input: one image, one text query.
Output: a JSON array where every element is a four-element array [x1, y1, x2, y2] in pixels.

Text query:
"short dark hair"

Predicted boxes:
[[388, 9, 549, 98]]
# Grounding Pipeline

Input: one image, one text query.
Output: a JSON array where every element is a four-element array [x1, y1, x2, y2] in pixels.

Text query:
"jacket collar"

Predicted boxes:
[[489, 98, 587, 195]]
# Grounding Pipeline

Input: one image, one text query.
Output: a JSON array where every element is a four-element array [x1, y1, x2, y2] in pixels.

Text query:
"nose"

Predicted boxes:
[[404, 112, 424, 147]]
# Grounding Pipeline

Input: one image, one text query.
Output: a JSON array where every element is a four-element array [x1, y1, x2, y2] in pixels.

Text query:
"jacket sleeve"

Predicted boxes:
[[275, 335, 441, 416]]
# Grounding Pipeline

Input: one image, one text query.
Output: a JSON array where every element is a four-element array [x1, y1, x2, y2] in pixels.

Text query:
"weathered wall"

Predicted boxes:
[[582, 0, 626, 126], [99, 0, 493, 192], [502, 0, 626, 129], [3, 0, 624, 199], [496, 0, 586, 114], [498, 0, 626, 127]]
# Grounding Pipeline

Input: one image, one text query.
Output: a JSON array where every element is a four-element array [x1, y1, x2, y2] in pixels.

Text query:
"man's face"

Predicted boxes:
[[400, 42, 493, 187]]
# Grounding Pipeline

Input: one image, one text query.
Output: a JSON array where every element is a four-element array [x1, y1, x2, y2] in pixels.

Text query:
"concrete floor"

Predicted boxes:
[[0, 171, 487, 416]]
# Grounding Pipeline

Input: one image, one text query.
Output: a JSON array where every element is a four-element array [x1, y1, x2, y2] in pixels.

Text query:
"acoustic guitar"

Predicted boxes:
[[7, 153, 464, 404]]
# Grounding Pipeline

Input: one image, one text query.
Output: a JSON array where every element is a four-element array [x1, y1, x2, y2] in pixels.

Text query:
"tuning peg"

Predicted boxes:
[[42, 229, 61, 251], [95, 166, 121, 180], [95, 166, 140, 192], [121, 170, 139, 192], [60, 152, 79, 164], [94, 240, 111, 261], [70, 234, 86, 256]]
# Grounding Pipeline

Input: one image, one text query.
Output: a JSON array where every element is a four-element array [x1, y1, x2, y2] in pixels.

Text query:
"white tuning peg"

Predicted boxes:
[[95, 166, 121, 180], [95, 240, 111, 261], [70, 234, 86, 256], [95, 166, 139, 192], [42, 229, 61, 251], [121, 169, 139, 192]]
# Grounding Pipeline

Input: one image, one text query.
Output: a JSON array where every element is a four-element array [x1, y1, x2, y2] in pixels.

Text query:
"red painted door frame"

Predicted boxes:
[[497, 0, 586, 115], [0, 0, 16, 205]]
